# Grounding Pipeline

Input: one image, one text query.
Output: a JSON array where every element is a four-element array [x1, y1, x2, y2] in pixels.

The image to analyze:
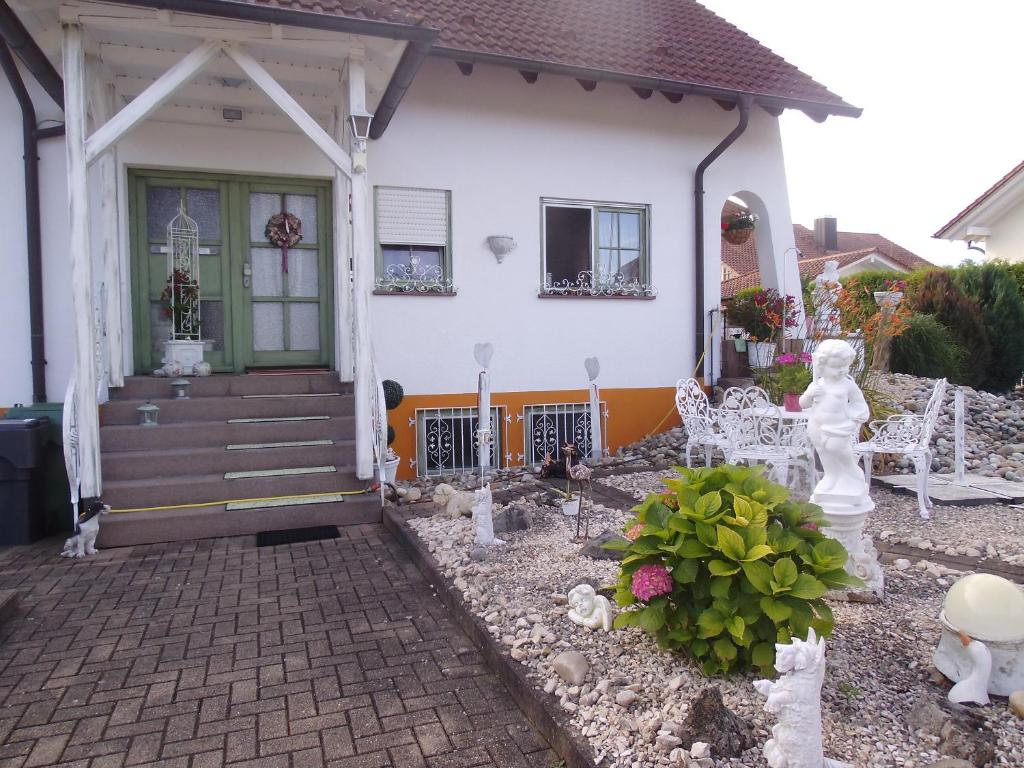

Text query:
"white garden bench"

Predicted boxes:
[[856, 378, 948, 520]]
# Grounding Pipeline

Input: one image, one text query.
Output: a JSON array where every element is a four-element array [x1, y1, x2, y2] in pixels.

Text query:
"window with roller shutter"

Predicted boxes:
[[374, 186, 453, 294]]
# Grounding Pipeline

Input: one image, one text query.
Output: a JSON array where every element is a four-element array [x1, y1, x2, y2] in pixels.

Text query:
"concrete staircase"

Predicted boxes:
[[97, 373, 380, 547]]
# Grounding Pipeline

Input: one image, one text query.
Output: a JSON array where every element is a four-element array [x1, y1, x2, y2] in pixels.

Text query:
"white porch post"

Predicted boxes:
[[88, 68, 124, 387], [332, 106, 354, 382], [348, 55, 374, 480], [62, 23, 102, 498]]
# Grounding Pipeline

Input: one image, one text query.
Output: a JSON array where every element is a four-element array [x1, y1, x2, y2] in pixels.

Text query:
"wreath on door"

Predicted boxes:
[[265, 212, 302, 272]]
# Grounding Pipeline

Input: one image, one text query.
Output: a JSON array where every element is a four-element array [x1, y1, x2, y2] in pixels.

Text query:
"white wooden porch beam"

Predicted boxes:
[[61, 23, 102, 499], [332, 106, 354, 383], [85, 39, 222, 165], [88, 63, 125, 388], [346, 54, 374, 479], [223, 44, 353, 179]]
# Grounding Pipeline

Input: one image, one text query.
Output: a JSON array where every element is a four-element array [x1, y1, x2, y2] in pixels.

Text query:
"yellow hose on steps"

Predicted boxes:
[[111, 488, 372, 514]]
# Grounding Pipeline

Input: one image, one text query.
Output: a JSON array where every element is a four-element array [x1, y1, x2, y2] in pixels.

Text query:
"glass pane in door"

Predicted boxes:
[[248, 189, 324, 363]]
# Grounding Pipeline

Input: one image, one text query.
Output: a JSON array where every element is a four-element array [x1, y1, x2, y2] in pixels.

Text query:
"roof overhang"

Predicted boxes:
[[430, 47, 863, 121], [934, 161, 1024, 240]]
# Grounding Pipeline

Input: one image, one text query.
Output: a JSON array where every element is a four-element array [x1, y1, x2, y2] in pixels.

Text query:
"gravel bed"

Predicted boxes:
[[597, 471, 1024, 568], [407, 497, 1024, 768]]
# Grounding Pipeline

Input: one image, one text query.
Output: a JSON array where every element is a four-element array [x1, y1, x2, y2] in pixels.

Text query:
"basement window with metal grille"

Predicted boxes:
[[414, 407, 504, 478], [375, 186, 454, 294], [521, 402, 607, 466]]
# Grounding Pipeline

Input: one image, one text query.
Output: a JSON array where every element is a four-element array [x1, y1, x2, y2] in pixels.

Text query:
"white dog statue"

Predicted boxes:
[[61, 504, 110, 558], [471, 485, 503, 547], [567, 584, 614, 631], [753, 629, 851, 768], [432, 483, 475, 518]]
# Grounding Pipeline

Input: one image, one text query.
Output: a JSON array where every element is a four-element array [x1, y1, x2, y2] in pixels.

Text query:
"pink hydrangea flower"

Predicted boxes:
[[625, 523, 645, 541], [631, 564, 674, 601], [776, 352, 797, 365]]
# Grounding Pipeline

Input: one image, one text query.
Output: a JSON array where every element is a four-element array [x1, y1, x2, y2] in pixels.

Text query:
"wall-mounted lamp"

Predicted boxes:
[[485, 235, 516, 263], [348, 110, 373, 141], [966, 225, 990, 256]]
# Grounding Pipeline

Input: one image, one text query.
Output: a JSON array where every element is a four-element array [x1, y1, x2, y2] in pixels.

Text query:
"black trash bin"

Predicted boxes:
[[4, 404, 72, 537], [0, 418, 48, 545]]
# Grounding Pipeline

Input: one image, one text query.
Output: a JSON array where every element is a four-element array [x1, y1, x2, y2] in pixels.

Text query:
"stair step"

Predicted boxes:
[[228, 415, 329, 424], [101, 443, 352, 481], [101, 394, 352, 425], [226, 439, 334, 450], [101, 418, 354, 452], [103, 470, 363, 509], [241, 393, 342, 399], [112, 373, 351, 401], [224, 465, 336, 480], [97, 496, 381, 547], [226, 492, 354, 511]]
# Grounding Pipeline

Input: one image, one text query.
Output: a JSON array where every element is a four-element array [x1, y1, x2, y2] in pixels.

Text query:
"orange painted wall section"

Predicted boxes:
[[387, 386, 678, 480]]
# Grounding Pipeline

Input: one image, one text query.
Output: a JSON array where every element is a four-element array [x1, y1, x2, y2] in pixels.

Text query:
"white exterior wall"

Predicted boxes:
[[0, 55, 800, 405], [988, 204, 1024, 263], [369, 59, 798, 393]]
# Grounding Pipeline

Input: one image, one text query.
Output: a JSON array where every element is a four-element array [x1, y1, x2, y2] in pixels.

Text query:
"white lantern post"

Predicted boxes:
[[161, 205, 205, 375], [474, 343, 495, 482], [585, 357, 602, 460]]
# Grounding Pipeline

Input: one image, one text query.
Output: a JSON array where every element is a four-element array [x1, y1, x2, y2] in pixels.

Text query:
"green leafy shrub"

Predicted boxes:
[[608, 465, 859, 676], [891, 314, 965, 381], [909, 270, 990, 389], [952, 262, 1024, 391]]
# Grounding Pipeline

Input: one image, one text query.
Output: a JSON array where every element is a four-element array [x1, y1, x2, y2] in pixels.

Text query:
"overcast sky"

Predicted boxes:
[[699, 0, 1024, 266]]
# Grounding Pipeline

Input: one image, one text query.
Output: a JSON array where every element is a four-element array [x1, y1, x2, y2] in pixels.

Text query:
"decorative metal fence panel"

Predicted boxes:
[[520, 402, 607, 466], [413, 406, 505, 477]]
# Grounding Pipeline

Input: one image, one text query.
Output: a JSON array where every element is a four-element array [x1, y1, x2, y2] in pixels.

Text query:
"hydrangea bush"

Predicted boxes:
[[607, 464, 860, 676]]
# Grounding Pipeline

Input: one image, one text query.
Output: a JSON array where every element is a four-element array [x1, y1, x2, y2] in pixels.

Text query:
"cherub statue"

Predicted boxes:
[[799, 340, 870, 503], [471, 485, 503, 547], [566, 584, 613, 631], [753, 629, 851, 768]]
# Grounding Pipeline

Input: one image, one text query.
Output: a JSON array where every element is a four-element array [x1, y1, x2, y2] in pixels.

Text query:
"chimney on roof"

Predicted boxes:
[[814, 216, 838, 251]]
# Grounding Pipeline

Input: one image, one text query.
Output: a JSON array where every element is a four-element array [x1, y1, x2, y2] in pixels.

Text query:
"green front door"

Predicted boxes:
[[129, 171, 333, 373]]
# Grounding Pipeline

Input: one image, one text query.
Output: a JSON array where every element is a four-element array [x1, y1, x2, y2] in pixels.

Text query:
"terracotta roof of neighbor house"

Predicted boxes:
[[934, 160, 1024, 238], [187, 0, 859, 116], [721, 223, 934, 299]]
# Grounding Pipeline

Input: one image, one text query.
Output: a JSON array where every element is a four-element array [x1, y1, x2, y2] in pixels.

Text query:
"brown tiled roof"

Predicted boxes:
[[721, 226, 934, 300], [200, 0, 858, 115], [934, 160, 1024, 238]]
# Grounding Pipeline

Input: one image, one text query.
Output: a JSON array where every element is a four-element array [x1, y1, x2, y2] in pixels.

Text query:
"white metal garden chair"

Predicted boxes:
[[856, 378, 948, 520], [675, 378, 731, 467], [718, 386, 816, 489]]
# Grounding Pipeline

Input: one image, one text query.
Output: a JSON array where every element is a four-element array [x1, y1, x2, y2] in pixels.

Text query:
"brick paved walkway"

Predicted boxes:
[[0, 525, 555, 768]]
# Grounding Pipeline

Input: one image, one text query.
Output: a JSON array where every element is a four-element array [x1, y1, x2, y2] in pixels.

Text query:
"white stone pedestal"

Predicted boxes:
[[158, 340, 205, 376], [813, 491, 884, 598]]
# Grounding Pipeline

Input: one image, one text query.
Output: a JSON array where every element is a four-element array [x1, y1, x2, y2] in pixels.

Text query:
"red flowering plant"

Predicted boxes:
[[884, 278, 907, 293], [725, 287, 800, 342], [721, 211, 758, 233], [160, 268, 201, 340]]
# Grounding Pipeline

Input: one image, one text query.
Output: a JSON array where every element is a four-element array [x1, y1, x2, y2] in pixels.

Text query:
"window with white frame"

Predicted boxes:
[[375, 186, 453, 293], [541, 199, 655, 297], [415, 406, 505, 477]]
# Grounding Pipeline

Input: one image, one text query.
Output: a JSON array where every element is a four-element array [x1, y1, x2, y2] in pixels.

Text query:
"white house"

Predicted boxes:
[[0, 0, 858, 543], [934, 159, 1024, 262]]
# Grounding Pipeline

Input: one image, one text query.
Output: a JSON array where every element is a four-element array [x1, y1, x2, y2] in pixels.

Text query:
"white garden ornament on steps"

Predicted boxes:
[[753, 629, 852, 768], [799, 340, 883, 598]]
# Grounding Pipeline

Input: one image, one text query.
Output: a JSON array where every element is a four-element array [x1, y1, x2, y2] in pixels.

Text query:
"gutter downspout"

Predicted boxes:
[[694, 96, 752, 382], [0, 39, 64, 404]]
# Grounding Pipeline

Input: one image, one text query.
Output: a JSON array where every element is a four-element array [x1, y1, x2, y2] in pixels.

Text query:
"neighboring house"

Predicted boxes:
[[0, 0, 856, 541], [934, 160, 1024, 262], [721, 212, 933, 298]]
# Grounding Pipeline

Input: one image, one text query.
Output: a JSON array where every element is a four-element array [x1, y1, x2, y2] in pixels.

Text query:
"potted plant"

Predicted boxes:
[[775, 352, 813, 411], [158, 267, 205, 375], [379, 379, 404, 483], [725, 287, 799, 369], [721, 211, 758, 245], [873, 278, 907, 309], [548, 443, 582, 515]]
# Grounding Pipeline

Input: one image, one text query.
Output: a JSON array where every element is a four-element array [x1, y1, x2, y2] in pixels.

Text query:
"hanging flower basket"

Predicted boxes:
[[721, 211, 758, 245], [723, 227, 754, 245]]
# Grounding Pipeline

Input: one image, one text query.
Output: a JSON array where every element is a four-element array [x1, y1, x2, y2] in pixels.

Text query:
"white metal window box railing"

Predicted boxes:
[[413, 406, 506, 477], [519, 402, 608, 465], [540, 270, 657, 298], [374, 254, 455, 294]]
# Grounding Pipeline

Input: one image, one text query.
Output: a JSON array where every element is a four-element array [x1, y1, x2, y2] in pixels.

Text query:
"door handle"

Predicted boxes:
[[242, 262, 252, 289]]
